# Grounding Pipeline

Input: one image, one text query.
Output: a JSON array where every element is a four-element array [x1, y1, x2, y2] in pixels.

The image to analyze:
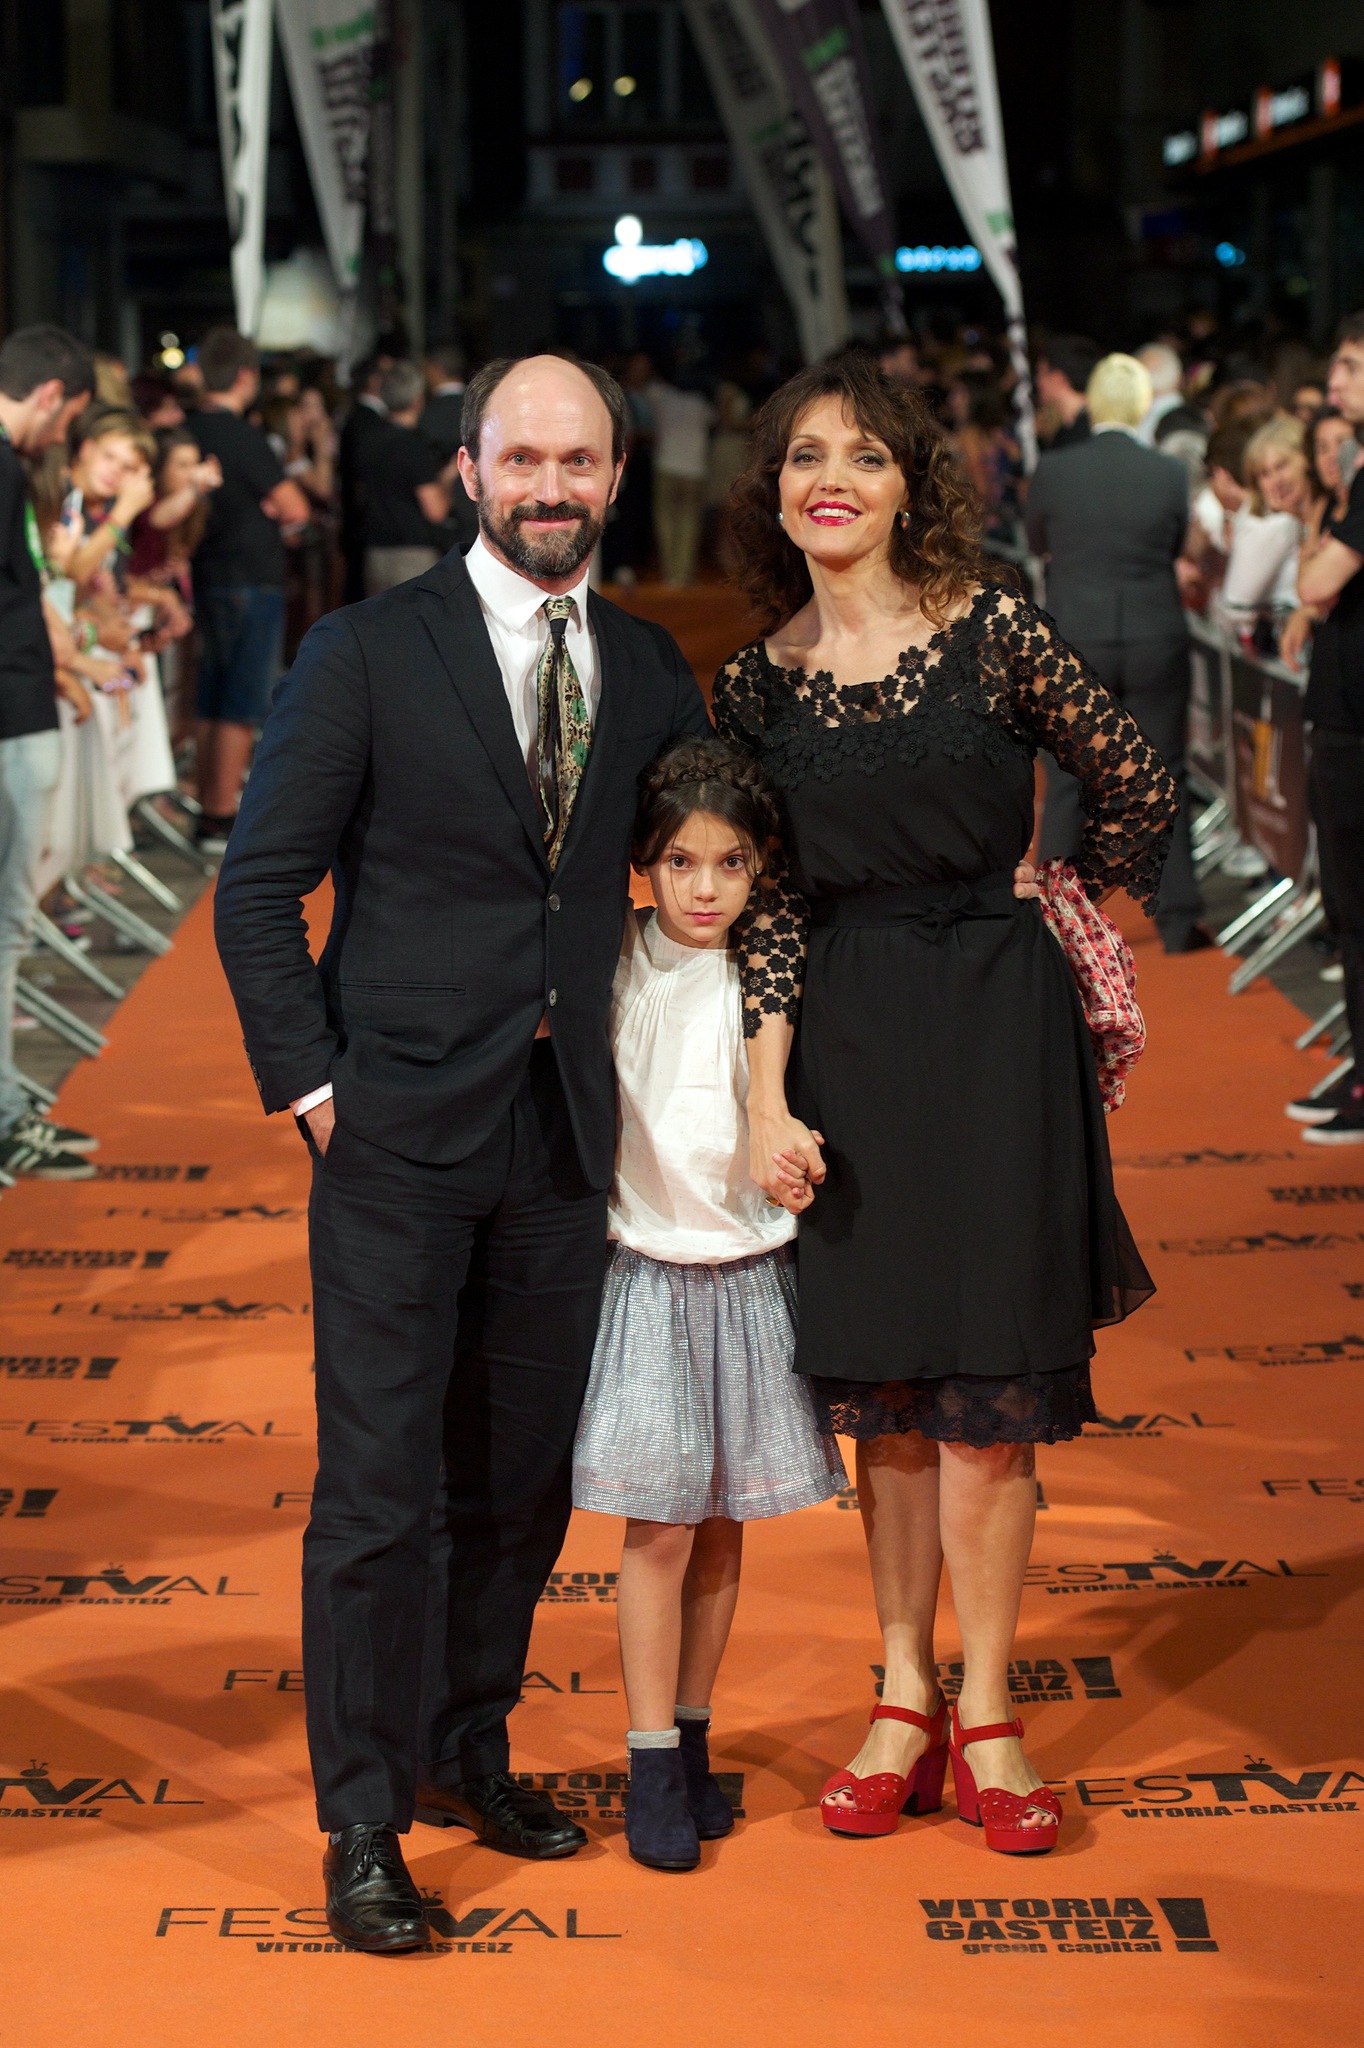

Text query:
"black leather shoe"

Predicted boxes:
[[323, 1825, 430, 1953], [414, 1772, 587, 1858]]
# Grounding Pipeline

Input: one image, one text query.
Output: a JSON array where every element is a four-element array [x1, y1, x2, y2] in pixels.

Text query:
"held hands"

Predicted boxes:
[[748, 1103, 826, 1213]]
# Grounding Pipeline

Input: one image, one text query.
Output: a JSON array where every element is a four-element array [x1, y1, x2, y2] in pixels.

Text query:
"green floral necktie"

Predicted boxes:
[[535, 595, 593, 869]]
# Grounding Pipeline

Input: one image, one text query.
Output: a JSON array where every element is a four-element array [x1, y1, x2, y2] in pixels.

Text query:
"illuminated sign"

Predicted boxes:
[[1164, 56, 1363, 169], [603, 216, 708, 283], [895, 244, 981, 274], [1254, 81, 1311, 138]]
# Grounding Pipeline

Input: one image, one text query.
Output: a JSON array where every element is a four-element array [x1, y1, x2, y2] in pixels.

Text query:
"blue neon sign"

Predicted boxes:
[[603, 216, 709, 283]]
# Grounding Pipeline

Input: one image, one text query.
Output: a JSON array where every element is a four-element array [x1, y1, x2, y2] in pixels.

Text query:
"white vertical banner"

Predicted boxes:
[[210, 0, 276, 338], [682, 0, 849, 363], [275, 0, 376, 297], [878, 0, 1036, 467]]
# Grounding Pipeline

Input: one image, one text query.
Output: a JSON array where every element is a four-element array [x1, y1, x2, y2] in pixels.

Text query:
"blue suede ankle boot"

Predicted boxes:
[[675, 1718, 736, 1839], [625, 1746, 701, 1871]]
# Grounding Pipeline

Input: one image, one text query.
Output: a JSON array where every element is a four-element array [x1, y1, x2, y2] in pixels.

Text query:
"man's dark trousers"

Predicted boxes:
[[1038, 636, 1202, 943], [304, 1041, 607, 1831]]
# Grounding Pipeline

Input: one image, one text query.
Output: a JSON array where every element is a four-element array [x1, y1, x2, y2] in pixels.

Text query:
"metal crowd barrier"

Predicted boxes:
[[1185, 612, 1326, 998]]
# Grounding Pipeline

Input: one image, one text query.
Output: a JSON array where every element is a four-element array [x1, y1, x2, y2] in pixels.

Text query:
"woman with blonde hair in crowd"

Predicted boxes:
[[1218, 413, 1314, 633]]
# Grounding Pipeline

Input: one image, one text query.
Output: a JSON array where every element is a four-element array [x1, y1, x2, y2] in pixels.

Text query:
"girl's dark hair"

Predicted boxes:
[[633, 733, 780, 874], [723, 353, 988, 633]]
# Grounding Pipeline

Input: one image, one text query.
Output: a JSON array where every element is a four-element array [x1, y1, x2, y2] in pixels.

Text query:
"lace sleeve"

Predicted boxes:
[[994, 593, 1178, 911], [712, 650, 809, 1037]]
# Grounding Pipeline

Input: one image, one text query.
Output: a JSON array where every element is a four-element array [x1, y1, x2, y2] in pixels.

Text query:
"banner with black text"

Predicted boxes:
[[878, 0, 1035, 463], [682, 0, 849, 362], [750, 0, 903, 322]]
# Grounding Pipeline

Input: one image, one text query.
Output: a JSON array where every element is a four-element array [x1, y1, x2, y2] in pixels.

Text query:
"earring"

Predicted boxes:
[[777, 510, 785, 526], [898, 509, 910, 528]]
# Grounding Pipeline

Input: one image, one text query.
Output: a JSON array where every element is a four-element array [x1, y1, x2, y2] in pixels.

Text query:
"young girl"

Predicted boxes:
[[572, 735, 845, 1872]]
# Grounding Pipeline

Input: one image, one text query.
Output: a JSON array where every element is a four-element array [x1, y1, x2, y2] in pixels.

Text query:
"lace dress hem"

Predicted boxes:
[[808, 1365, 1098, 1447]]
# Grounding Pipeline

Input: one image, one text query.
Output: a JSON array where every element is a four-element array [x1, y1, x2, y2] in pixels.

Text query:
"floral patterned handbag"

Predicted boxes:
[[1036, 859, 1146, 1114]]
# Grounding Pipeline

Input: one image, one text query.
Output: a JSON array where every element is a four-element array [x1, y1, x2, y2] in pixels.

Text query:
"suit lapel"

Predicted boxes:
[[414, 553, 549, 869]]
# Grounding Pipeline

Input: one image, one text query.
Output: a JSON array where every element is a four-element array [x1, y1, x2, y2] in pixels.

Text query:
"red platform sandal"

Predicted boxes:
[[948, 1702, 1061, 1854], [818, 1698, 949, 1838]]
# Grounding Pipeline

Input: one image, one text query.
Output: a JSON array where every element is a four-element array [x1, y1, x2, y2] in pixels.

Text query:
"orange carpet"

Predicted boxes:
[[2, 621, 1361, 2042]]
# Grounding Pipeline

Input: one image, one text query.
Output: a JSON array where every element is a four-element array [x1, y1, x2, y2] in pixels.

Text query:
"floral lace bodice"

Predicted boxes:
[[711, 586, 1177, 1035]]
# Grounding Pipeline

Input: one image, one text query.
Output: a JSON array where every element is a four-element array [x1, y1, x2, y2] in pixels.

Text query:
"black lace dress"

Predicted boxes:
[[713, 587, 1178, 1447]]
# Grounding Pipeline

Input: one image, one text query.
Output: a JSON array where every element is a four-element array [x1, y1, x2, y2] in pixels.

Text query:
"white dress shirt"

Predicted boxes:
[[290, 534, 598, 1118], [608, 913, 796, 1265]]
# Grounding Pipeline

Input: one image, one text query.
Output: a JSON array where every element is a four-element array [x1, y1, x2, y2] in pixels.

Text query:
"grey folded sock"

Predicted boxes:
[[627, 1727, 681, 1749], [674, 1704, 711, 1722]]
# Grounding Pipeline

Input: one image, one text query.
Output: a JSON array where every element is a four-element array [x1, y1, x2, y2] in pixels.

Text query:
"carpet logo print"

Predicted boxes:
[[0, 1488, 58, 1517], [0, 1761, 203, 1819], [919, 1893, 1218, 1955], [219, 1667, 622, 1701], [92, 1164, 212, 1182], [1026, 1551, 1326, 1595], [511, 1769, 742, 1824], [1268, 1185, 1364, 1205], [1185, 1337, 1364, 1369], [1115, 1149, 1294, 1167], [1261, 1476, 1364, 1502], [1083, 1410, 1233, 1439], [0, 1761, 201, 1826], [98, 1205, 306, 1224], [1076, 1761, 1363, 1819], [0, 1564, 259, 1605], [155, 1902, 622, 1951], [1146, 1231, 1364, 1256], [875, 1656, 1121, 1703], [0, 1416, 300, 1445], [48, 1299, 309, 1321], [0, 1356, 117, 1380], [4, 1249, 170, 1271], [537, 1570, 618, 1604]]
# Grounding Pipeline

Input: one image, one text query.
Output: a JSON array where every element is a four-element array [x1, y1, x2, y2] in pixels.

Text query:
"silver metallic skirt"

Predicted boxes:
[[572, 1242, 846, 1524]]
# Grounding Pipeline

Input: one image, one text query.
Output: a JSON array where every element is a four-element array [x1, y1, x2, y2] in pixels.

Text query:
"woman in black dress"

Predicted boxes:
[[713, 357, 1176, 1854]]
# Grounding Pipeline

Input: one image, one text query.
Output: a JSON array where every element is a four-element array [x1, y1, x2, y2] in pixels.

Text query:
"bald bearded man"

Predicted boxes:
[[215, 356, 709, 1948]]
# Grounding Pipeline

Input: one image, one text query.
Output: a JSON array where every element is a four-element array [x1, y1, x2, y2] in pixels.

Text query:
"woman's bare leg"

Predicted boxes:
[[616, 1519, 696, 1730], [828, 1432, 944, 1805], [677, 1517, 744, 1709], [939, 1439, 1048, 1822]]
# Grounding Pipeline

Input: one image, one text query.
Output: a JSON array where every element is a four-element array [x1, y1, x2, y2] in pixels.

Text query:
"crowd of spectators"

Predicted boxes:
[[0, 299, 1361, 1180]]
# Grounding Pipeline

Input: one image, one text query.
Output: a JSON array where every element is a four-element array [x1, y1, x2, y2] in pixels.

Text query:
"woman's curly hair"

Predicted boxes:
[[633, 732, 780, 875], [724, 353, 989, 632]]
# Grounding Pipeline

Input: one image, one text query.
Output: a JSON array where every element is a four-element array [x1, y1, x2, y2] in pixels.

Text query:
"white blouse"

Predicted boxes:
[[608, 911, 797, 1265]]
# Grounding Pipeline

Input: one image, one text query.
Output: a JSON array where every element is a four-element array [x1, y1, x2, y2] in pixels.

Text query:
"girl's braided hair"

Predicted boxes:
[[632, 731, 780, 875]]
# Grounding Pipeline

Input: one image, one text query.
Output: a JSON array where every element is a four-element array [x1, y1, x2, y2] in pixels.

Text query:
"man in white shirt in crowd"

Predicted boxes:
[[646, 364, 715, 586]]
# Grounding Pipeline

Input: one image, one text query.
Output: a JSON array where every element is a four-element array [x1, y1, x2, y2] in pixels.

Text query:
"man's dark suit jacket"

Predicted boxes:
[[1025, 429, 1189, 644], [213, 548, 709, 1186]]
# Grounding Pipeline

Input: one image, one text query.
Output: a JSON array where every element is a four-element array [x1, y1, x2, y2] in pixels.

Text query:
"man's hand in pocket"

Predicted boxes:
[[304, 1098, 336, 1156]]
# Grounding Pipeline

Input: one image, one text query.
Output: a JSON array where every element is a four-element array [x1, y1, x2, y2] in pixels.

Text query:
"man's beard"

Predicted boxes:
[[479, 495, 605, 579]]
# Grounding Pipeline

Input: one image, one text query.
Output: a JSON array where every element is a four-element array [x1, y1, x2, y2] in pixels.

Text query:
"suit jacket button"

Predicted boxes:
[[548, 988, 558, 1006], [548, 892, 561, 912]]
